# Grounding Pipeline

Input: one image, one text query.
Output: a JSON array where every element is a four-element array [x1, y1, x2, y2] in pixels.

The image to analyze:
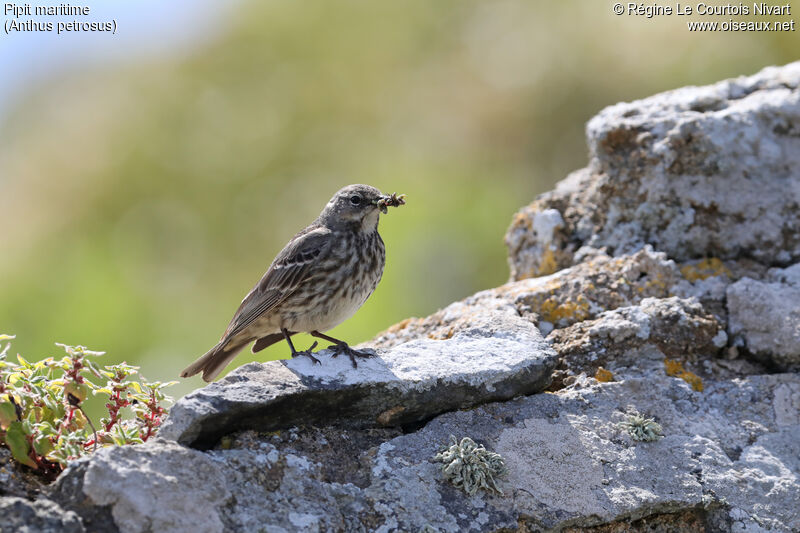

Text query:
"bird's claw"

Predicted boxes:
[[327, 343, 377, 368], [292, 341, 321, 365]]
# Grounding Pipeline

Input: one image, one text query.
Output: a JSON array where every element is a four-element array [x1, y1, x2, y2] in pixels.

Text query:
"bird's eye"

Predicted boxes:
[[350, 195, 362, 206]]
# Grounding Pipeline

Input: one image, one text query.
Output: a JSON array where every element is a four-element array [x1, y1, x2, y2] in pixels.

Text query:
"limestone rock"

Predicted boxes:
[[0, 497, 84, 533], [548, 296, 724, 387], [51, 440, 228, 533], [493, 246, 683, 331], [507, 62, 800, 279], [0, 447, 46, 500], [160, 300, 556, 447], [727, 263, 800, 370], [60, 371, 797, 532], [10, 62, 800, 533], [376, 247, 686, 345]]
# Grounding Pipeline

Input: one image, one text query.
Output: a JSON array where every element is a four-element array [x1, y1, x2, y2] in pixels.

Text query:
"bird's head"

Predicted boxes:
[[319, 184, 405, 232]]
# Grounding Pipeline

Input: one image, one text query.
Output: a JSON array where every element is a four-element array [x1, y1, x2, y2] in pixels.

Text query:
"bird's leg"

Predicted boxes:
[[310, 331, 377, 368], [282, 328, 320, 365]]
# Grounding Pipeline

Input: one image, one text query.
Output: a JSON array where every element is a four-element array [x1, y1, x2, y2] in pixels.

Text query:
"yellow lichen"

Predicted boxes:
[[512, 211, 533, 230], [538, 295, 590, 323], [387, 318, 415, 333], [536, 248, 559, 277], [643, 276, 669, 292], [518, 269, 535, 281], [679, 370, 704, 392], [543, 278, 564, 292], [428, 327, 455, 340], [680, 258, 732, 282], [664, 359, 703, 391], [664, 358, 684, 377], [594, 367, 614, 382]]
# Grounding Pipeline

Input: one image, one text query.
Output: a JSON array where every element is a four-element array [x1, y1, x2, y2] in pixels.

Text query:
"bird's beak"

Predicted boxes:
[[374, 192, 406, 214]]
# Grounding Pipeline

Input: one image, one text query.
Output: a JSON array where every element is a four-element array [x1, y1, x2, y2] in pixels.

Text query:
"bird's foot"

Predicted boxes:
[[327, 343, 377, 368], [291, 341, 320, 365]]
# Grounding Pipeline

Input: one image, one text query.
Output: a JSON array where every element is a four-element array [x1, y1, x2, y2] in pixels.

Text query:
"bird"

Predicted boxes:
[[180, 184, 405, 382]]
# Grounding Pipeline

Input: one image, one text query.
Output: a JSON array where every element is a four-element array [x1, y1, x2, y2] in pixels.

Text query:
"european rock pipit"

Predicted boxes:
[[180, 184, 405, 382]]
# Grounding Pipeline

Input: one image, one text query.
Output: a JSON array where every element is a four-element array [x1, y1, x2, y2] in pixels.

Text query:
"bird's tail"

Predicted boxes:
[[180, 339, 248, 383]]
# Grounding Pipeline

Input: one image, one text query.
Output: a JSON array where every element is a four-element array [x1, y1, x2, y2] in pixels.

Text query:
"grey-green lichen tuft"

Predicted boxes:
[[432, 435, 508, 495], [620, 412, 663, 442]]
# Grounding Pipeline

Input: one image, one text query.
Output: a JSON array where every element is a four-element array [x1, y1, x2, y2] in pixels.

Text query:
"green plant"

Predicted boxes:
[[0, 335, 175, 478], [620, 411, 663, 442], [433, 435, 507, 496]]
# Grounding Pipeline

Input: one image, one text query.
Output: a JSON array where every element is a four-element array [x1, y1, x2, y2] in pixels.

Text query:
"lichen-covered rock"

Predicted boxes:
[[160, 300, 556, 447], [486, 373, 800, 532], [51, 440, 228, 533], [62, 370, 796, 532], [376, 247, 686, 345], [494, 246, 683, 332], [0, 447, 46, 500], [507, 62, 800, 279], [42, 369, 800, 533], [547, 296, 725, 388], [0, 497, 84, 533], [727, 263, 800, 370], [11, 62, 800, 533], [371, 292, 554, 348]]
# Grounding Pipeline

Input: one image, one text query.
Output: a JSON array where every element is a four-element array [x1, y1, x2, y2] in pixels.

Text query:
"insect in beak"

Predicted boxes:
[[375, 192, 406, 214]]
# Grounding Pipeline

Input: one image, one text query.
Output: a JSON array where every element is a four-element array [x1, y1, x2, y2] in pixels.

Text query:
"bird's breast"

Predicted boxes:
[[280, 230, 385, 332]]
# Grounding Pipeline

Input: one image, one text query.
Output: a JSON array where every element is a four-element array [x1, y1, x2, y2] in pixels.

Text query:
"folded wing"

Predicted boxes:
[[221, 225, 333, 342]]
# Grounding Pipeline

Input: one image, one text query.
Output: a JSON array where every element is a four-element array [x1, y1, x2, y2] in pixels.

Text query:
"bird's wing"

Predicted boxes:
[[221, 226, 333, 341]]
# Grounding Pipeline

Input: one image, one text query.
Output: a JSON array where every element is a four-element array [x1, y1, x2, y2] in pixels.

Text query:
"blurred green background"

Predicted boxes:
[[1, 0, 797, 401]]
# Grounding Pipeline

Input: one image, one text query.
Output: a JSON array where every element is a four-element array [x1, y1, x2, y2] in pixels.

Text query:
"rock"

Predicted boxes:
[[492, 246, 683, 330], [727, 263, 800, 370], [0, 496, 85, 533], [11, 62, 800, 533], [767, 262, 800, 286], [562, 509, 723, 533], [506, 62, 800, 279], [45, 369, 800, 532], [51, 439, 228, 533], [67, 371, 796, 532], [376, 247, 689, 344], [485, 373, 799, 532], [160, 298, 556, 447], [547, 296, 724, 387], [46, 460, 116, 533], [0, 447, 46, 500]]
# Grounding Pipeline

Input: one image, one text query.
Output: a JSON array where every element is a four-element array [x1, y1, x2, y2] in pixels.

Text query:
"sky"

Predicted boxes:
[[0, 0, 239, 122]]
